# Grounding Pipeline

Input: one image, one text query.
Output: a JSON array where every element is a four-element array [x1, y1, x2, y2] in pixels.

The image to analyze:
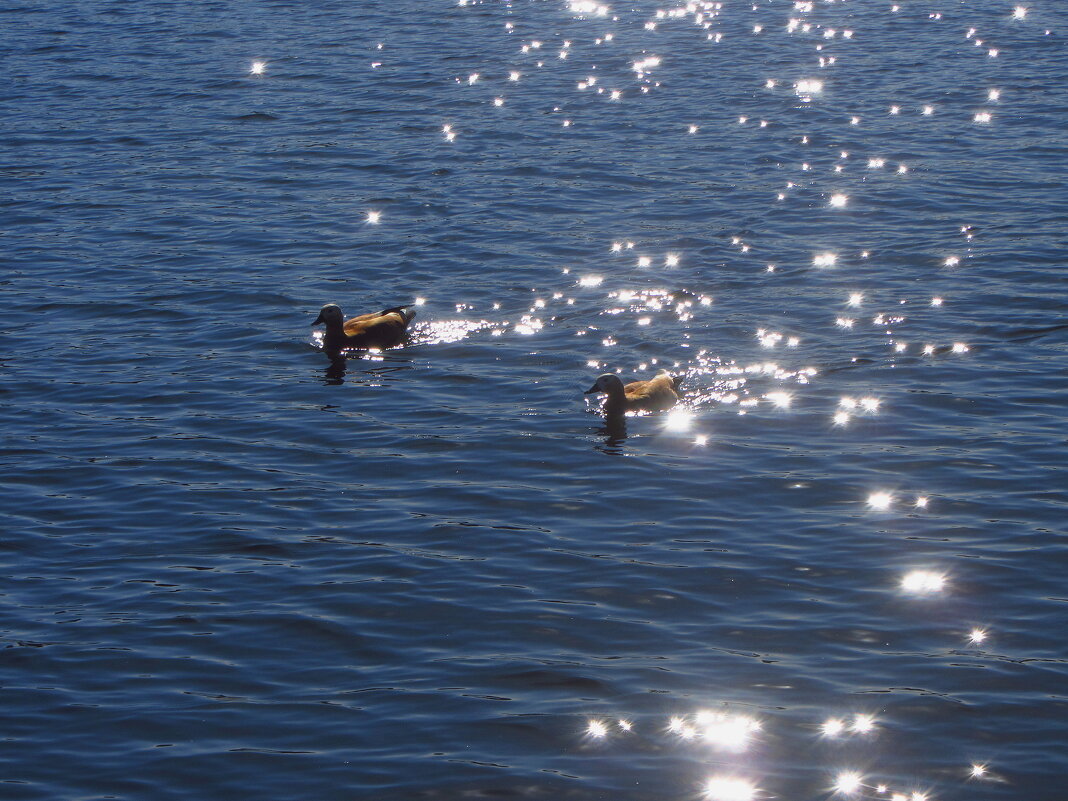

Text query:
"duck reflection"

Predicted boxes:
[[596, 415, 629, 450], [319, 355, 410, 387], [323, 357, 347, 385]]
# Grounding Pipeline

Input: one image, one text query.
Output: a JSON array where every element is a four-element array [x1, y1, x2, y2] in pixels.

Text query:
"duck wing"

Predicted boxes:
[[376, 304, 417, 321], [343, 310, 383, 326], [342, 306, 416, 348], [346, 305, 420, 333], [623, 374, 679, 411]]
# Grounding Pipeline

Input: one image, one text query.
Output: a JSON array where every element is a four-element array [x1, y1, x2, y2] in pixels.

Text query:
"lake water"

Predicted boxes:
[[2, 1, 1066, 799]]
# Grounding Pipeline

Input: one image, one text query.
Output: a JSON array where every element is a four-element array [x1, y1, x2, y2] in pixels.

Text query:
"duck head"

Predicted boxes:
[[313, 304, 344, 327], [585, 373, 625, 395]]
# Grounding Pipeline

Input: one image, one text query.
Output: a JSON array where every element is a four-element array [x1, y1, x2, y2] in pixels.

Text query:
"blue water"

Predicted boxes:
[[2, 1, 1066, 798]]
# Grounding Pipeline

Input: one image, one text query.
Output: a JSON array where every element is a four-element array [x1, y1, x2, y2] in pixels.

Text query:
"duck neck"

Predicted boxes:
[[322, 318, 346, 349], [602, 384, 627, 418]]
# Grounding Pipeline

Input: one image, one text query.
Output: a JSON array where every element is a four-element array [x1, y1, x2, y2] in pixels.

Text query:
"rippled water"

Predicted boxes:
[[3, 1, 1067, 799]]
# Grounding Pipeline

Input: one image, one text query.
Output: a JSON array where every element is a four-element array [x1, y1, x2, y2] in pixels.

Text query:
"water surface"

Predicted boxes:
[[2, 1, 1067, 799]]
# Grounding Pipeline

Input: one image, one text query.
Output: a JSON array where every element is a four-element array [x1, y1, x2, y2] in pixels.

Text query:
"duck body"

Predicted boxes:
[[585, 371, 681, 418], [313, 303, 416, 356]]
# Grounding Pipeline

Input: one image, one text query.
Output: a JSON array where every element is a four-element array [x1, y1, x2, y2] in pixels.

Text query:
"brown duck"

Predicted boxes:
[[312, 303, 416, 356], [584, 370, 682, 418]]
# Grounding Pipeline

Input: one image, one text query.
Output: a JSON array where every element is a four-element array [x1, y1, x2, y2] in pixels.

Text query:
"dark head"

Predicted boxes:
[[313, 304, 344, 326]]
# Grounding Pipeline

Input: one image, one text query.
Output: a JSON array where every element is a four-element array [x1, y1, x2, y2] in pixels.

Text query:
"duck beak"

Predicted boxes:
[[312, 312, 324, 325], [584, 384, 599, 394]]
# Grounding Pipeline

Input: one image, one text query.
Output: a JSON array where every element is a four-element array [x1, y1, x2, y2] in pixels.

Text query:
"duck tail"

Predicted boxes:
[[380, 304, 417, 324]]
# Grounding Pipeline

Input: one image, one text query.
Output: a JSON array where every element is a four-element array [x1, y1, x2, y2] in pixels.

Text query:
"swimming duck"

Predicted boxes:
[[312, 303, 416, 356], [584, 370, 681, 418]]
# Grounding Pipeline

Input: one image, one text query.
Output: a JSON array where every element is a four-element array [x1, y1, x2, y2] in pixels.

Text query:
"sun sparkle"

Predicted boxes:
[[901, 570, 946, 594], [867, 492, 892, 511], [705, 777, 756, 801], [664, 408, 694, 432], [834, 771, 863, 794], [822, 718, 846, 737], [766, 391, 792, 409], [851, 714, 876, 733], [586, 719, 608, 738]]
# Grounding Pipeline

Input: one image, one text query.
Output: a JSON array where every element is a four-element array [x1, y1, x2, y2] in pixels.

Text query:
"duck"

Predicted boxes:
[[312, 303, 416, 356], [584, 370, 682, 418]]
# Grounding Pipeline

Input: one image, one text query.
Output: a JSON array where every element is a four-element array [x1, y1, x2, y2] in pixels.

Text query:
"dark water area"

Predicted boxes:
[[2, 1, 1067, 798]]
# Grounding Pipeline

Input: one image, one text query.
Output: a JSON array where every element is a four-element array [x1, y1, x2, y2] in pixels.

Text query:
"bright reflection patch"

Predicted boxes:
[[766, 391, 792, 409], [901, 570, 946, 594], [705, 777, 756, 801], [795, 79, 823, 96], [834, 772, 863, 794], [822, 718, 846, 737], [851, 714, 876, 733], [664, 408, 693, 432], [867, 492, 893, 511], [586, 719, 608, 738], [695, 711, 761, 751]]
